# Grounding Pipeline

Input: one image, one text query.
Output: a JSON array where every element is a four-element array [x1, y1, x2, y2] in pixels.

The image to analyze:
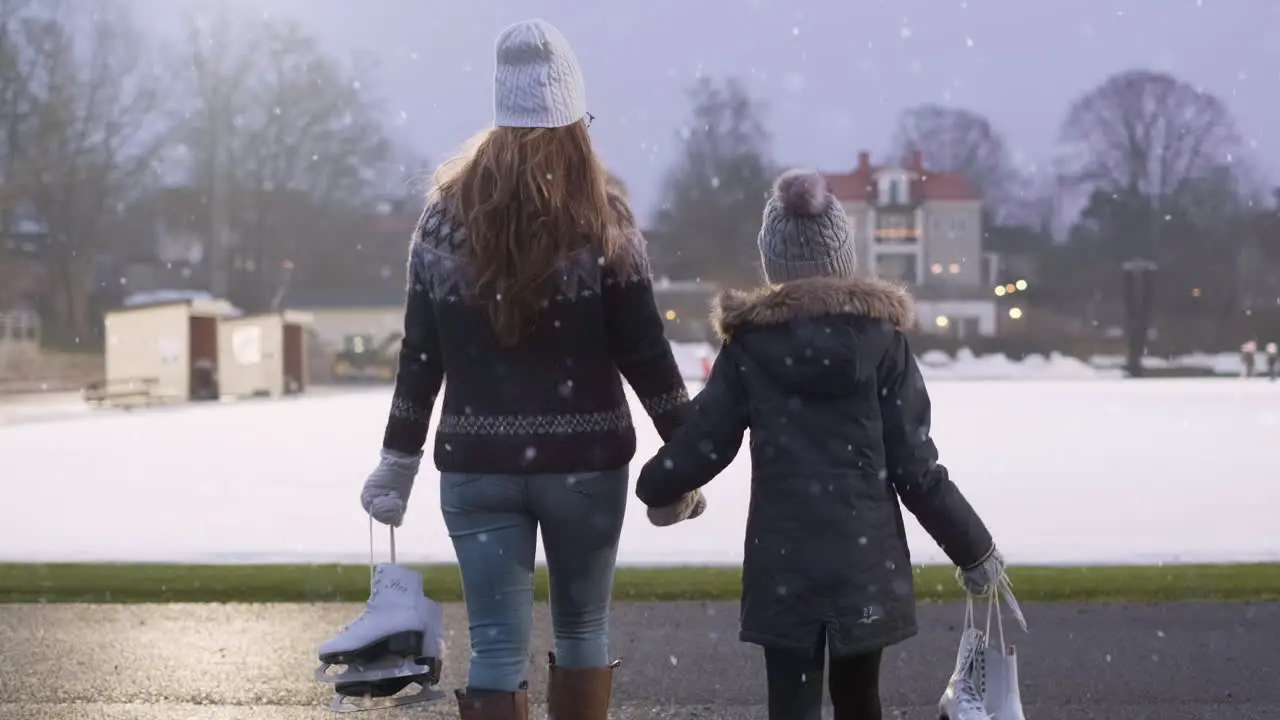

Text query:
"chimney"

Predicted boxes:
[[909, 150, 923, 171], [857, 151, 870, 170]]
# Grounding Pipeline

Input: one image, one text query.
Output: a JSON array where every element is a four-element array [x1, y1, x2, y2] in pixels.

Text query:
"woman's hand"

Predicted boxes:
[[360, 449, 422, 526]]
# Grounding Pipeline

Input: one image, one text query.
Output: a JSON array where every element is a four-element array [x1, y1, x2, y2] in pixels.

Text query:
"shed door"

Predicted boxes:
[[231, 323, 273, 395]]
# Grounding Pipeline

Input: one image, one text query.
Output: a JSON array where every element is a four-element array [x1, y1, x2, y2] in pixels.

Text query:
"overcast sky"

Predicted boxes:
[[154, 0, 1278, 221]]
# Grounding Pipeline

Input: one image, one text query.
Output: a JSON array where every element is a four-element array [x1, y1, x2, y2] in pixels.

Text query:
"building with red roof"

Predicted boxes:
[[823, 150, 1001, 338]]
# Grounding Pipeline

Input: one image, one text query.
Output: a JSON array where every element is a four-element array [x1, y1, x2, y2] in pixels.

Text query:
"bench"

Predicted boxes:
[[82, 377, 160, 408]]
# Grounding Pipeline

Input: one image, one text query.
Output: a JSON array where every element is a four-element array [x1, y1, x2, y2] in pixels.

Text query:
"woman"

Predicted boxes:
[[359, 18, 703, 720]]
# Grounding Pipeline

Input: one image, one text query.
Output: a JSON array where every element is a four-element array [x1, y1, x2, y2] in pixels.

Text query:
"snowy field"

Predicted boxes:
[[1, 379, 1278, 566]]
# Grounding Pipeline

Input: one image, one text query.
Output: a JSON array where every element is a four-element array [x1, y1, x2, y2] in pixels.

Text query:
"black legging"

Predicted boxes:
[[763, 632, 883, 720]]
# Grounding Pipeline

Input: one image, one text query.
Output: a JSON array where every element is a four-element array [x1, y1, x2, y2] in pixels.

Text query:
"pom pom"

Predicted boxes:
[[773, 169, 830, 216]]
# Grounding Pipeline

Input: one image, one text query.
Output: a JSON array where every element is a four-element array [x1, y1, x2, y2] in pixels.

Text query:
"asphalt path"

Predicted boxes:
[[0, 601, 1275, 719]]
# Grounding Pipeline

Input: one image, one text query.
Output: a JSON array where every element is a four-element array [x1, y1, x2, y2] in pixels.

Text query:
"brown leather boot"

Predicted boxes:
[[545, 652, 621, 720], [454, 682, 529, 720]]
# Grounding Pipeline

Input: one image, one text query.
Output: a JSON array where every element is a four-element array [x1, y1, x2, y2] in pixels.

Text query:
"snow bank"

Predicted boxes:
[[691, 342, 1252, 381]]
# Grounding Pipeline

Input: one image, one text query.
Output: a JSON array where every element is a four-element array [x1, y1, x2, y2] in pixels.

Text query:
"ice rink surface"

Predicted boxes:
[[2, 379, 1277, 565]]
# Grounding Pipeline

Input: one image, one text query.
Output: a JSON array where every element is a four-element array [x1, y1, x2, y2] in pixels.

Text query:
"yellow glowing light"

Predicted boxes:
[[994, 286, 1007, 297], [1015, 279, 1027, 291], [935, 316, 950, 328], [664, 310, 677, 320], [1008, 307, 1023, 320]]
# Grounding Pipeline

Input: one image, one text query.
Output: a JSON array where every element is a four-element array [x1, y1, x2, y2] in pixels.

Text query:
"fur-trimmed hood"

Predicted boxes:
[[712, 276, 916, 342]]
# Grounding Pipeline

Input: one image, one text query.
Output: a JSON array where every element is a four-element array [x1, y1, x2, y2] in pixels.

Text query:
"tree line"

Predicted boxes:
[[1, 1, 1273, 351], [651, 72, 1279, 348], [0, 0, 424, 344]]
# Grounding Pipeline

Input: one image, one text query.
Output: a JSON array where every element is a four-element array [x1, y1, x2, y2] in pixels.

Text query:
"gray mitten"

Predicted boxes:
[[958, 545, 1028, 631], [360, 449, 422, 527], [646, 490, 707, 527], [958, 545, 1006, 596]]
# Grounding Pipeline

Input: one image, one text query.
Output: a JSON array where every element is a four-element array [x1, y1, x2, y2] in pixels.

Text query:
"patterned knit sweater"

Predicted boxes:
[[380, 192, 690, 474]]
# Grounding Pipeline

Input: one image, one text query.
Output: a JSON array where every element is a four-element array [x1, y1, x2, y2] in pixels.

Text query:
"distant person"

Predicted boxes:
[[358, 18, 699, 719], [1242, 340, 1258, 378], [1267, 342, 1278, 381], [635, 170, 1015, 720]]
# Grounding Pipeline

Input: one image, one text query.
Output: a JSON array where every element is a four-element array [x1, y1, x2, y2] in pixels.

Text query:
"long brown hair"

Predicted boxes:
[[432, 120, 629, 346]]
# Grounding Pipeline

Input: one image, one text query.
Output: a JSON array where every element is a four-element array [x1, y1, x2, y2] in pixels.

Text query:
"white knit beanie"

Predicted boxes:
[[493, 19, 588, 129]]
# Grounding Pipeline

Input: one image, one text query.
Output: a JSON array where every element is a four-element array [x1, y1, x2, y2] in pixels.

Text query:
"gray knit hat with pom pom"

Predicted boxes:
[[757, 169, 857, 284]]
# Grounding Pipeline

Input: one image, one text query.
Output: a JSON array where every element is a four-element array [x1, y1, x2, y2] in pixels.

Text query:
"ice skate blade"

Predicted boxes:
[[314, 657, 440, 686], [327, 685, 446, 713]]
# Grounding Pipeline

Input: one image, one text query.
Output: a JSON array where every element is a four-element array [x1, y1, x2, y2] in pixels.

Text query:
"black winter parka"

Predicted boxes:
[[636, 276, 995, 656]]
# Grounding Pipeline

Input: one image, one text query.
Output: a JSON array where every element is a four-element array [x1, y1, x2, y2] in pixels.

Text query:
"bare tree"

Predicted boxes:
[[890, 104, 1017, 211], [652, 77, 776, 286], [11, 0, 170, 338], [1057, 69, 1240, 214], [0, 0, 39, 219], [181, 12, 394, 309]]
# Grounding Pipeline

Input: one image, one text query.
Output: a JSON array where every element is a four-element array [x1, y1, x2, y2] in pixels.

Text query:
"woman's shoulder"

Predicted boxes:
[[600, 189, 651, 283], [409, 193, 473, 299], [415, 192, 467, 255]]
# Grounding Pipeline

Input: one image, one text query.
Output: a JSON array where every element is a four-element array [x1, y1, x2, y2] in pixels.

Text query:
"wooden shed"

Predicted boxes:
[[100, 298, 238, 405], [0, 309, 41, 372], [217, 310, 313, 399]]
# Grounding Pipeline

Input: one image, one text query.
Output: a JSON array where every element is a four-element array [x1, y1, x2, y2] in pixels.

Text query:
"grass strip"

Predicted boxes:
[[0, 563, 1277, 604]]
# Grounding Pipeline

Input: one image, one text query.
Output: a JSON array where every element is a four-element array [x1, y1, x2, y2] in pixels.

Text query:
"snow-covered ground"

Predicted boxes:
[[3, 378, 1277, 567]]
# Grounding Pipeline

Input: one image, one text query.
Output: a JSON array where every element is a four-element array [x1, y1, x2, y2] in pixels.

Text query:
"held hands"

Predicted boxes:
[[646, 489, 707, 527], [360, 449, 423, 527]]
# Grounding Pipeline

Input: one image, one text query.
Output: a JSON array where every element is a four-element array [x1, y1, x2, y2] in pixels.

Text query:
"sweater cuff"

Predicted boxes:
[[639, 386, 690, 440]]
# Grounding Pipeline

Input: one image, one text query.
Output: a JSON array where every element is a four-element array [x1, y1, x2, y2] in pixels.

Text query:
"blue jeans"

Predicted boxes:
[[440, 467, 629, 692]]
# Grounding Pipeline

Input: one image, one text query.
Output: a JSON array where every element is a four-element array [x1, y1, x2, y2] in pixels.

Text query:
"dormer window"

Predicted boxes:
[[877, 172, 911, 206]]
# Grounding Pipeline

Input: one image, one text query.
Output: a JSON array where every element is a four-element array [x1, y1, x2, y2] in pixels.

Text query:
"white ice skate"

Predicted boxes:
[[938, 624, 993, 720], [315, 519, 447, 712], [939, 583, 1027, 720]]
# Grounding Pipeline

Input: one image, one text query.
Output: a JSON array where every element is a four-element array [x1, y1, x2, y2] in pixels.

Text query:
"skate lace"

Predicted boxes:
[[335, 518, 396, 633], [954, 653, 991, 718]]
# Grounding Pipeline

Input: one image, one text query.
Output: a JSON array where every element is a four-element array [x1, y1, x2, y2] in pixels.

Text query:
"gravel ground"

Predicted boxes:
[[0, 601, 1276, 719]]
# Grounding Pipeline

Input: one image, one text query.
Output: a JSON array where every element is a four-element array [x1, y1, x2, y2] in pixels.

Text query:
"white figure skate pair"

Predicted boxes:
[[938, 578, 1028, 720], [314, 518, 448, 712]]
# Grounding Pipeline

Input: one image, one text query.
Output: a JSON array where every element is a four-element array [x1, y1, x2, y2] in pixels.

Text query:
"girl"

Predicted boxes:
[[635, 169, 1010, 720]]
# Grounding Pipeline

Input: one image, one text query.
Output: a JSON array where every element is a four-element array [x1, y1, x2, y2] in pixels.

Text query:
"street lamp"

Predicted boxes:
[[1121, 258, 1158, 378]]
